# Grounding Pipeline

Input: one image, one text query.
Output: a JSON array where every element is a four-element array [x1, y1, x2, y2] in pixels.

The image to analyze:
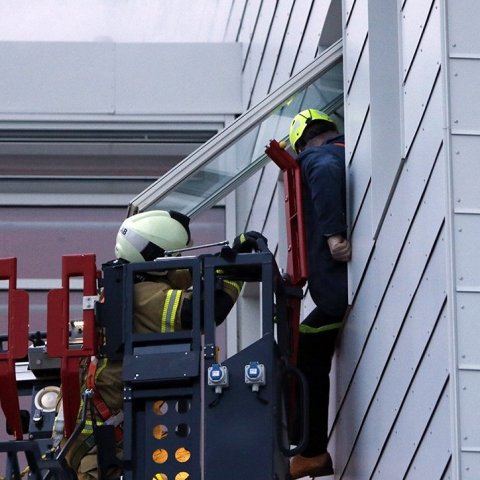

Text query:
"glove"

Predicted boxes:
[[327, 235, 351, 262], [232, 231, 268, 253]]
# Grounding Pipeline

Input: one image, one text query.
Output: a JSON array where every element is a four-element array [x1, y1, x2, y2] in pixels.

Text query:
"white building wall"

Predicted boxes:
[[229, 11, 455, 480], [444, 1, 480, 477], [0, 0, 234, 43], [228, 0, 476, 477], [333, 0, 453, 478]]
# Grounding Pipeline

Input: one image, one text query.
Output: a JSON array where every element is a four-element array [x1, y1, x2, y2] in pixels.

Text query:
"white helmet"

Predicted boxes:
[[115, 210, 191, 263]]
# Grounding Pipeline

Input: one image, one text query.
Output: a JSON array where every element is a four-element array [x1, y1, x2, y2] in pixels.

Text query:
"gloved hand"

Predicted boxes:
[[327, 235, 351, 262], [232, 231, 268, 253]]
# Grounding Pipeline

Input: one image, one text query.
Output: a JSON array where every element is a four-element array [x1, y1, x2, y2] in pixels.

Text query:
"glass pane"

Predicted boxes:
[[130, 41, 344, 218]]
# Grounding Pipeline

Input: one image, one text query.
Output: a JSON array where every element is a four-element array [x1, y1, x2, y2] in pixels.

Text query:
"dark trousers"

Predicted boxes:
[[296, 307, 342, 456]]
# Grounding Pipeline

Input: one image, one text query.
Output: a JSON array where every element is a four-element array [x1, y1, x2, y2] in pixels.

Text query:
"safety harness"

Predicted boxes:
[[68, 356, 124, 473], [85, 356, 123, 442]]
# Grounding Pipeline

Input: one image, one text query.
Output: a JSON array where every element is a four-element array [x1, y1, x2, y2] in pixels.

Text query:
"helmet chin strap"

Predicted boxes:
[[140, 241, 165, 261]]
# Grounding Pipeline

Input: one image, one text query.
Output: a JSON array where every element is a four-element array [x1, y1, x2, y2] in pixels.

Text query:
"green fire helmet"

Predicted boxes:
[[289, 109, 335, 153]]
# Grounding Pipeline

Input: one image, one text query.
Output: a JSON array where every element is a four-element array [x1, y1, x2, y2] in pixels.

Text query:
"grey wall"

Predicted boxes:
[[0, 42, 242, 117]]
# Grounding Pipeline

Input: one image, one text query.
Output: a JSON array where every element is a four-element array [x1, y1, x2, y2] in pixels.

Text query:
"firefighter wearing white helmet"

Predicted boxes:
[[115, 209, 191, 263], [66, 210, 268, 479]]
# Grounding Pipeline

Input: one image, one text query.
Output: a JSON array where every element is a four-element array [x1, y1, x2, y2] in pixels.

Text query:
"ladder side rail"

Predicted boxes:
[[266, 139, 309, 365], [46, 253, 98, 438], [0, 257, 29, 440], [265, 139, 308, 286]]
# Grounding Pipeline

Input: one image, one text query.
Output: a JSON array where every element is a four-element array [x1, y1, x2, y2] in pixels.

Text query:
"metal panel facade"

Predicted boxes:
[[402, 0, 441, 154], [373, 307, 450, 479], [456, 292, 480, 369], [270, 0, 315, 87], [337, 0, 455, 477], [446, 0, 480, 475], [451, 135, 480, 207], [449, 59, 480, 132], [445, 0, 480, 54]]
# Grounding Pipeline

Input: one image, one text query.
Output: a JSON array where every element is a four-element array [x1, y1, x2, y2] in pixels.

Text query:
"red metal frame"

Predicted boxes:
[[265, 139, 308, 364], [47, 254, 98, 438], [265, 140, 308, 285], [0, 258, 29, 440]]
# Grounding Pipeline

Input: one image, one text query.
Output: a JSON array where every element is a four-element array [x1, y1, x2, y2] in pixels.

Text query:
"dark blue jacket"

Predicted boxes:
[[297, 134, 348, 317]]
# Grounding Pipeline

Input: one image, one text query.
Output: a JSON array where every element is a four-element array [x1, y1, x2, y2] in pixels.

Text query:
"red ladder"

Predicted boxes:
[[47, 254, 98, 438], [265, 139, 308, 364], [0, 258, 29, 440]]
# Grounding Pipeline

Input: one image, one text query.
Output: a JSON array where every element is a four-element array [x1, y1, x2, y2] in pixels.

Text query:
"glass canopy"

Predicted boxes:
[[128, 40, 343, 218]]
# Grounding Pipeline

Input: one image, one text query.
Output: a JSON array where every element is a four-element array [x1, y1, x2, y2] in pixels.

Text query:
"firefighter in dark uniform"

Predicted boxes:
[[65, 210, 261, 479], [288, 109, 351, 479]]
